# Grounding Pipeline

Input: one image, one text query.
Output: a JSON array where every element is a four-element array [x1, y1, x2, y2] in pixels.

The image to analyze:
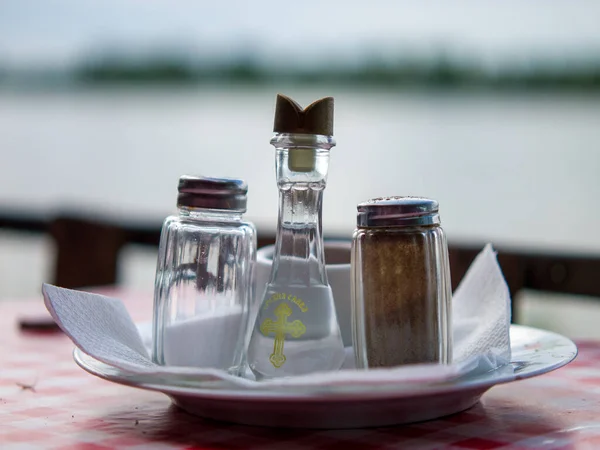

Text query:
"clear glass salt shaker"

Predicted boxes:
[[152, 176, 256, 376], [351, 197, 452, 369]]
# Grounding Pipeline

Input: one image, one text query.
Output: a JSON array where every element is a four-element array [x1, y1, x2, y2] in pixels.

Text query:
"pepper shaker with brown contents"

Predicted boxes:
[[351, 197, 452, 368]]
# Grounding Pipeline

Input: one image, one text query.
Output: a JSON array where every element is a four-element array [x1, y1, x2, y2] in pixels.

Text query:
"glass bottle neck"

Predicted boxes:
[[271, 133, 335, 186], [269, 133, 335, 286]]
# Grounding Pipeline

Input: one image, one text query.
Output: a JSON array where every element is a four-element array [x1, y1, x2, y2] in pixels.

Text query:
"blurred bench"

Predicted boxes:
[[2, 212, 600, 322]]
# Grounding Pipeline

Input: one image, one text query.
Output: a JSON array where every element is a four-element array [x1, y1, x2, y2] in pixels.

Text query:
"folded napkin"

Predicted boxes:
[[42, 244, 511, 389]]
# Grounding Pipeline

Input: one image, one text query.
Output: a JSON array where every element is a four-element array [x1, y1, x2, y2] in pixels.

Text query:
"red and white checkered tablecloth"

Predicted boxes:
[[2, 290, 600, 450]]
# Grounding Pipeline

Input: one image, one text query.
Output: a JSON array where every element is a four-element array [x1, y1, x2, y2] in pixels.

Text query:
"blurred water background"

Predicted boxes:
[[1, 0, 600, 336]]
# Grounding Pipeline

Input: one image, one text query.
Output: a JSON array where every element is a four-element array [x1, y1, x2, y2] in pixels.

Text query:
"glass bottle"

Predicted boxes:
[[152, 176, 256, 376], [246, 96, 345, 379], [351, 197, 452, 369]]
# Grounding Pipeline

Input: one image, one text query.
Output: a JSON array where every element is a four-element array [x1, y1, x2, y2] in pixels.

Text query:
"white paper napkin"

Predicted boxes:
[[42, 244, 511, 389]]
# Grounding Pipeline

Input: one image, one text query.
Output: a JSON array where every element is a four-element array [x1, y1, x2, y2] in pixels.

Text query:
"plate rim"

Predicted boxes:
[[73, 324, 577, 403]]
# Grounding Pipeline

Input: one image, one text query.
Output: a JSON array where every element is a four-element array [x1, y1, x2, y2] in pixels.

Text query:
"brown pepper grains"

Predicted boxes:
[[358, 229, 441, 367]]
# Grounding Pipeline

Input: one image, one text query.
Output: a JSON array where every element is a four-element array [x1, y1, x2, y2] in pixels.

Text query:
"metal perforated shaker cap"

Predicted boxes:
[[177, 176, 248, 212], [357, 196, 440, 227]]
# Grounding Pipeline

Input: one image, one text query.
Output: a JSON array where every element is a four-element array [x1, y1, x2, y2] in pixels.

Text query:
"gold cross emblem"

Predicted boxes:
[[260, 302, 306, 368]]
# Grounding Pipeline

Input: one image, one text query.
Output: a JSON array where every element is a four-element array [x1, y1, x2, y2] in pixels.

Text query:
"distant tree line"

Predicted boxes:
[[74, 56, 600, 90], [2, 52, 600, 90]]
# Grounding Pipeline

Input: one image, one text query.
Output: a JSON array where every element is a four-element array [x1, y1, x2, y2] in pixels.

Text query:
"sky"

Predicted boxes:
[[2, 0, 600, 69]]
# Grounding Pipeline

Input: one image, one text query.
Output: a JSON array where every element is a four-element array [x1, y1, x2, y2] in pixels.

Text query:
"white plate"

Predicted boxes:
[[74, 325, 577, 429]]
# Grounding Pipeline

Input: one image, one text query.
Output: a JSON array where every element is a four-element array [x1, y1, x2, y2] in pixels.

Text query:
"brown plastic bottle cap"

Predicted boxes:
[[273, 94, 334, 136]]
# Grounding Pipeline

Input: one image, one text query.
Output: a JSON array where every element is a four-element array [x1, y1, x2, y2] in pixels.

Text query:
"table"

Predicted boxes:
[[2, 290, 600, 450]]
